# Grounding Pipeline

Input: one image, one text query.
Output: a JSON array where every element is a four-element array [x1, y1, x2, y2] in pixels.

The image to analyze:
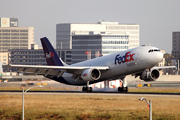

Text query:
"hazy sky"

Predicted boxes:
[[1, 0, 180, 53]]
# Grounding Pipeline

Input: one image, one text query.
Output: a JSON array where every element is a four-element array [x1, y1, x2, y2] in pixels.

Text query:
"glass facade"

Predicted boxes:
[[72, 34, 129, 64], [72, 35, 102, 63]]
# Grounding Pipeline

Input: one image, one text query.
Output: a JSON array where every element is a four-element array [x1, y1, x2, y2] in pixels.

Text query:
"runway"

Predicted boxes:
[[1, 80, 180, 98], [1, 91, 180, 98]]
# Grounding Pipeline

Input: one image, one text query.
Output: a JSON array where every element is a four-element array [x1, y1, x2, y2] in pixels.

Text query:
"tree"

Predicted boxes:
[[177, 53, 180, 60], [164, 53, 174, 66]]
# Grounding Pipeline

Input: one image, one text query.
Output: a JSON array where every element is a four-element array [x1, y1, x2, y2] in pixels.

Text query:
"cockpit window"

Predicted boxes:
[[148, 49, 160, 53], [148, 50, 153, 52]]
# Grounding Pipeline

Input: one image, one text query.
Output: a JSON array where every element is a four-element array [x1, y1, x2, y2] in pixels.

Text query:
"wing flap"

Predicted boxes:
[[17, 67, 61, 76]]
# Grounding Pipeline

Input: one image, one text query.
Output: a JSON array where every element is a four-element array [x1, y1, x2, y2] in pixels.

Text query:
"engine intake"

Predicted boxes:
[[81, 68, 101, 81], [140, 69, 160, 81]]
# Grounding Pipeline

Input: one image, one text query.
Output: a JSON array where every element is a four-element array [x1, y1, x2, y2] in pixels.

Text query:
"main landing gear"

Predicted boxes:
[[82, 86, 92, 92], [82, 81, 93, 92], [118, 77, 128, 93], [118, 86, 128, 93]]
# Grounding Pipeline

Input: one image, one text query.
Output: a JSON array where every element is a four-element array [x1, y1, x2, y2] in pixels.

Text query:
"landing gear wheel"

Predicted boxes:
[[123, 87, 128, 93], [118, 87, 123, 92], [86, 87, 90, 92], [82, 87, 93, 92], [82, 87, 86, 92], [90, 87, 92, 92], [118, 87, 128, 93]]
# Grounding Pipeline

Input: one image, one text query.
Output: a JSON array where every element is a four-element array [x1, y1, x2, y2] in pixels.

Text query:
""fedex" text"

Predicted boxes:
[[115, 51, 135, 65]]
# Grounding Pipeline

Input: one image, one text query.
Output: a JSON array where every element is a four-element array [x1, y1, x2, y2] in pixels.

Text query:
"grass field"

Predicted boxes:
[[0, 89, 180, 120]]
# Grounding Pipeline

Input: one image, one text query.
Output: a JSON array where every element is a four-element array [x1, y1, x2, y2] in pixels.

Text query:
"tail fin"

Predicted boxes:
[[40, 37, 64, 66]]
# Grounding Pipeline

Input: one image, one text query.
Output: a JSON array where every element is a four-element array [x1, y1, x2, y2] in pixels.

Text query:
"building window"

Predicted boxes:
[[66, 59, 71, 62], [2, 30, 10, 32], [11, 30, 19, 32], [66, 55, 71, 58], [20, 30, 28, 32]]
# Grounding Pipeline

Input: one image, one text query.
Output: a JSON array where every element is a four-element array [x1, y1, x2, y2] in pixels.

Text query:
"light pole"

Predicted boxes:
[[139, 97, 152, 120], [22, 85, 44, 120]]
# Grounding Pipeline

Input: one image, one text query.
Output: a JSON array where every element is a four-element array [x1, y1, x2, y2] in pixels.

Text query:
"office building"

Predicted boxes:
[[56, 21, 139, 50], [172, 32, 180, 60], [0, 17, 34, 67], [8, 45, 71, 71], [0, 27, 34, 52], [0, 17, 34, 52]]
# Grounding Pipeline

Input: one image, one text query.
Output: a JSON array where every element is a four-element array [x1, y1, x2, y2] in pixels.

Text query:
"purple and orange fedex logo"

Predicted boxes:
[[115, 51, 135, 65], [46, 52, 54, 58]]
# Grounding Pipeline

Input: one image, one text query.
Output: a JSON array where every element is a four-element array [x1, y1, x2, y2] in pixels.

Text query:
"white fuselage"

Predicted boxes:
[[53, 46, 163, 85]]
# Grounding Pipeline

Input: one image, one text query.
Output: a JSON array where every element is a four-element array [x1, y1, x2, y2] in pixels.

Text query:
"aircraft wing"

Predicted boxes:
[[6, 64, 109, 77], [152, 66, 177, 70]]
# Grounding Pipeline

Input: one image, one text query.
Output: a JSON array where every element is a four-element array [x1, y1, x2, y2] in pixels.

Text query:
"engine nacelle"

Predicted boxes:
[[140, 69, 160, 82], [81, 68, 101, 81]]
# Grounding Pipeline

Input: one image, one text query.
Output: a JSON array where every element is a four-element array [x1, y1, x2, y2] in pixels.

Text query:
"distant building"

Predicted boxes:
[[8, 44, 72, 71], [172, 32, 180, 60], [57, 21, 138, 64], [0, 27, 34, 52], [56, 21, 139, 50], [0, 17, 34, 67], [0, 62, 3, 73], [0, 52, 9, 65]]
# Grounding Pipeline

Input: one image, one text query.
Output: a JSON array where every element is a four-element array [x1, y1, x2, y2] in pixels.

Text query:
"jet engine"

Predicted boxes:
[[140, 69, 160, 81], [81, 68, 101, 81]]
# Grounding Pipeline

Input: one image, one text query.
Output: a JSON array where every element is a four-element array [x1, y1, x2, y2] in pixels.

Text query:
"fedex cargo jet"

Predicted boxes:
[[7, 37, 176, 92]]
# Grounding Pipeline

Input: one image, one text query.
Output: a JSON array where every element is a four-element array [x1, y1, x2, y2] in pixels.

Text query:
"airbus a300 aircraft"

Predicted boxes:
[[7, 37, 176, 92]]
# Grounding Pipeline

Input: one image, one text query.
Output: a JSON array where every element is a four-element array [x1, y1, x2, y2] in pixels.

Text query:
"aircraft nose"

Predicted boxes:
[[153, 52, 163, 64], [159, 52, 163, 60], [158, 52, 163, 62]]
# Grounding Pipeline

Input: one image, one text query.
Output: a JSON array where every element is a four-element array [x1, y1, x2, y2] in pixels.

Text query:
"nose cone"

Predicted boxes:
[[151, 52, 163, 65], [159, 52, 163, 61]]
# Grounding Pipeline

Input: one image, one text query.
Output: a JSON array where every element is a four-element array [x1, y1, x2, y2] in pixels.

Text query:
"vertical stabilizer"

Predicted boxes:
[[40, 37, 64, 66]]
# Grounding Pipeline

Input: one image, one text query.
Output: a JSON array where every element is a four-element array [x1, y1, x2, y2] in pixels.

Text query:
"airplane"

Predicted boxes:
[[6, 37, 176, 92]]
